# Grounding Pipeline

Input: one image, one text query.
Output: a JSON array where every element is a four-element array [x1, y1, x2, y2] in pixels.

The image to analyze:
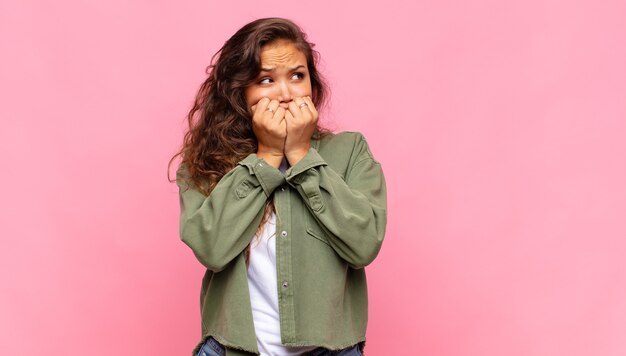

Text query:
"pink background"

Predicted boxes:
[[1, 0, 625, 355]]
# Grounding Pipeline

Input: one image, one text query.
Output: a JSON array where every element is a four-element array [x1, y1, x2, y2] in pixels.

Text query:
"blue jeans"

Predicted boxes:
[[305, 344, 363, 356], [196, 337, 363, 356], [196, 337, 226, 356]]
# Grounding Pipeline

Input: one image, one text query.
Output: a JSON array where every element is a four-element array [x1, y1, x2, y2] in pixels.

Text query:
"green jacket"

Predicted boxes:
[[176, 132, 387, 356]]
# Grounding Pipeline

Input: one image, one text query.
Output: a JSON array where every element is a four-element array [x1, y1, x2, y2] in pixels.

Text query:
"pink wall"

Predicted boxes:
[[2, 0, 625, 355]]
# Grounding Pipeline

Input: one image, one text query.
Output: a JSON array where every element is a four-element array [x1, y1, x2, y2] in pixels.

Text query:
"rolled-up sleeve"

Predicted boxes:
[[176, 154, 285, 272], [285, 134, 387, 268]]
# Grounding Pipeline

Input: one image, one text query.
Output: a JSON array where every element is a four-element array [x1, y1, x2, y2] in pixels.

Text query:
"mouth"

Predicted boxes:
[[279, 102, 290, 109]]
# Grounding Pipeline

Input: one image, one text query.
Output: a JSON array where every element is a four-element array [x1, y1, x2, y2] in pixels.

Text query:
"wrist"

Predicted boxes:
[[257, 150, 284, 169], [285, 146, 310, 166]]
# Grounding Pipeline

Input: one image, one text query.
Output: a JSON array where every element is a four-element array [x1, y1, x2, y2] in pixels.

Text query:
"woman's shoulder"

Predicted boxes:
[[316, 131, 368, 149], [175, 162, 208, 193], [315, 131, 378, 167]]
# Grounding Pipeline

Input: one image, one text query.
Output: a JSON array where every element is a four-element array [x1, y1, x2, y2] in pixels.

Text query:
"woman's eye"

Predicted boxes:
[[259, 78, 272, 84], [292, 72, 305, 80]]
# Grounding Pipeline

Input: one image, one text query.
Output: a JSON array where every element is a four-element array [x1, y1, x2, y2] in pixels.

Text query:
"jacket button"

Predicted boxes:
[[280, 230, 288, 237], [282, 281, 289, 288]]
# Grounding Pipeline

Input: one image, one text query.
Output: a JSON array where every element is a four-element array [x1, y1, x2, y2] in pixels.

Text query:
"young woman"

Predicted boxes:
[[173, 18, 387, 356]]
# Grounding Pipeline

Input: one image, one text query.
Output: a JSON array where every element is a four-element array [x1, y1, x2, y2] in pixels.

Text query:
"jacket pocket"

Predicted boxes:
[[305, 209, 330, 246]]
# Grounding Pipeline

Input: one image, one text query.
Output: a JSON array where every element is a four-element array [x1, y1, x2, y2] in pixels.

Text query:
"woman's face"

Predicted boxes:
[[245, 39, 312, 112]]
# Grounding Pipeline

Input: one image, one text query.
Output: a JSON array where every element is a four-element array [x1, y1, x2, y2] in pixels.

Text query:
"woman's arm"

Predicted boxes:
[[176, 156, 284, 272], [285, 133, 387, 269]]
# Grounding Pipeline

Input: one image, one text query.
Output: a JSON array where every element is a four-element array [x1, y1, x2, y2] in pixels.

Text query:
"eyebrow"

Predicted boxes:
[[260, 65, 305, 72]]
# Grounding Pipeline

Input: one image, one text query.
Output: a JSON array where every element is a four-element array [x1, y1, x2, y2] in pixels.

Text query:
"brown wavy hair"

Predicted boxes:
[[169, 17, 330, 195]]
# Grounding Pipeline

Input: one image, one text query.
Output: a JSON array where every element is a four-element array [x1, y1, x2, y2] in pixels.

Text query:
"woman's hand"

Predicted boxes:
[[284, 96, 318, 166], [251, 97, 286, 168]]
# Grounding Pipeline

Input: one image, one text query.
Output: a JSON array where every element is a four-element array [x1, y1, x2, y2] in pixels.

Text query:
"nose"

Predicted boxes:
[[277, 81, 292, 104]]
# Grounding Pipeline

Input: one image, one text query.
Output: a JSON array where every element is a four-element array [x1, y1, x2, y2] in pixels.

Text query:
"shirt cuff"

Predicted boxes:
[[285, 148, 327, 185], [238, 154, 286, 196]]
